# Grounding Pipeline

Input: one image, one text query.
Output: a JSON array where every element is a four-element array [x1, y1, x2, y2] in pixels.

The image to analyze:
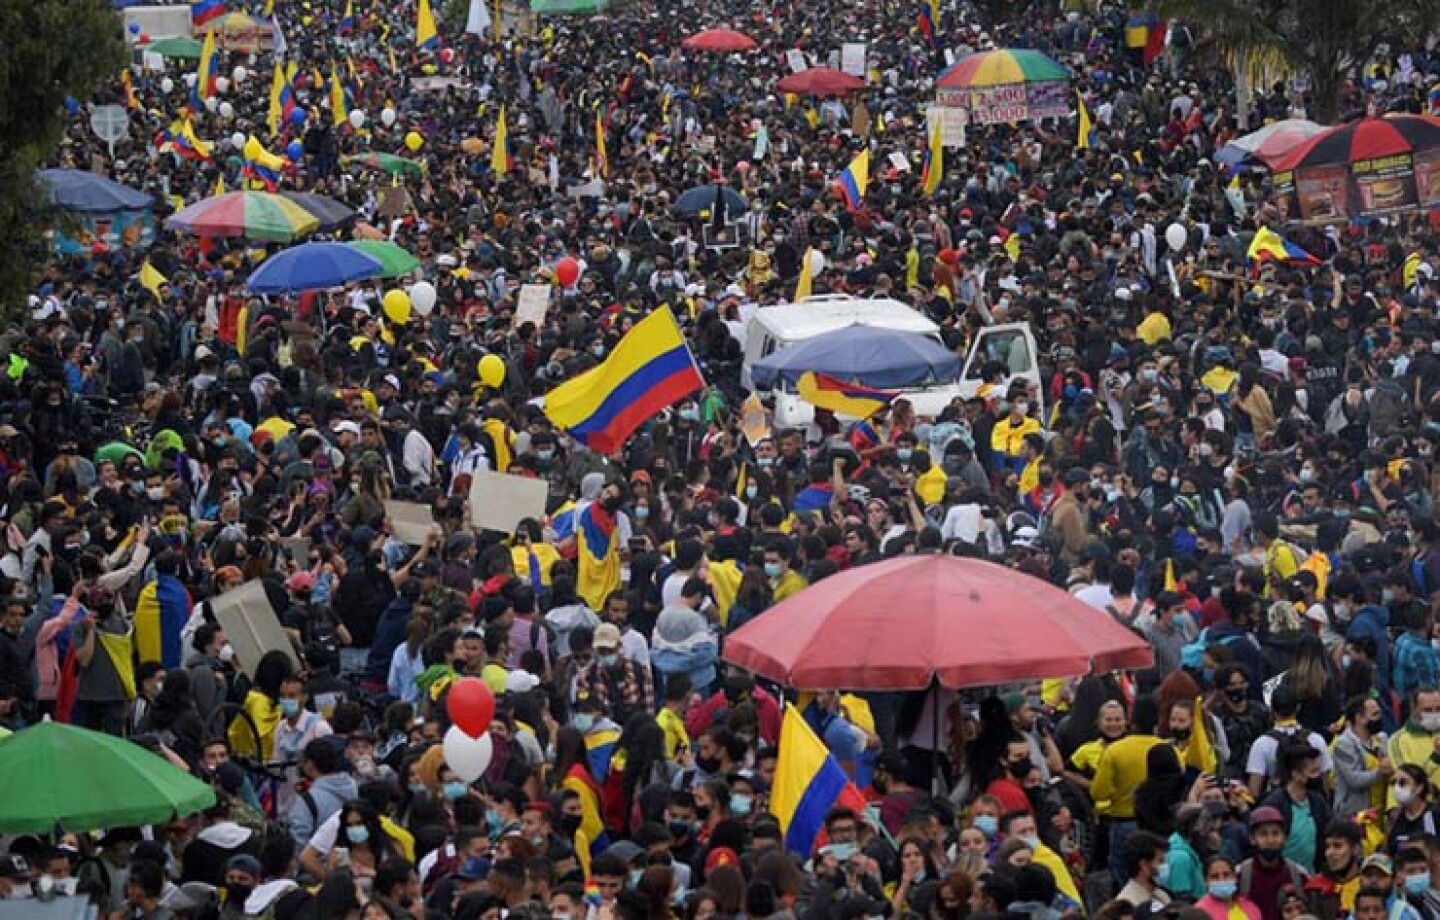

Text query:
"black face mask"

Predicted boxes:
[[1257, 846, 1284, 863], [1367, 718, 1385, 734], [452, 658, 468, 672], [667, 820, 692, 839], [1171, 727, 1193, 742], [559, 814, 583, 835], [1008, 758, 1034, 779], [696, 755, 721, 775], [1225, 688, 1247, 704], [694, 804, 712, 821], [227, 884, 254, 907]]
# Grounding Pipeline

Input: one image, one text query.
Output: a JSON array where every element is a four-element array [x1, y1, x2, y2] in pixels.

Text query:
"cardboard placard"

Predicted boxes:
[[384, 500, 440, 546], [210, 580, 298, 681], [468, 469, 549, 534], [786, 49, 808, 73], [926, 105, 969, 147], [279, 536, 310, 564], [840, 43, 867, 78], [514, 283, 551, 329], [888, 151, 911, 173]]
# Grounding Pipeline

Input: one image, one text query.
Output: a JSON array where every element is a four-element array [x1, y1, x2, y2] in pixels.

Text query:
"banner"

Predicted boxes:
[[1294, 165, 1348, 221], [935, 80, 1069, 125], [53, 209, 155, 255], [1351, 153, 1417, 215], [925, 105, 969, 147]]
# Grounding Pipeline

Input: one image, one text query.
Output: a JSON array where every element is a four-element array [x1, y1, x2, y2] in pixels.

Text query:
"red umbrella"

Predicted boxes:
[[722, 556, 1153, 690], [682, 28, 757, 52], [775, 67, 865, 96], [1269, 115, 1440, 171]]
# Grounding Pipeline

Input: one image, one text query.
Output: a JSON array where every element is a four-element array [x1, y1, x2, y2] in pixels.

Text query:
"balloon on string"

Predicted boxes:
[[409, 281, 437, 316], [137, 32, 149, 43], [1165, 223, 1188, 252], [446, 677, 496, 737], [349, 109, 366, 129], [286, 140, 304, 161], [183, 73, 197, 88], [442, 727, 493, 783], [160, 77, 174, 94], [439, 48, 456, 64], [230, 132, 246, 149], [128, 21, 140, 34], [214, 76, 230, 94], [218, 101, 234, 119], [382, 289, 410, 325], [232, 66, 248, 83], [404, 131, 424, 152], [380, 107, 397, 127], [290, 108, 307, 127], [554, 256, 580, 287], [806, 249, 826, 275], [477, 354, 505, 388], [204, 96, 219, 113]]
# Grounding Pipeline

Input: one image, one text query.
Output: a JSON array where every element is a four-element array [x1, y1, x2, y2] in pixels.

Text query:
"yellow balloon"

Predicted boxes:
[[477, 354, 505, 388], [382, 289, 411, 325], [404, 131, 425, 152]]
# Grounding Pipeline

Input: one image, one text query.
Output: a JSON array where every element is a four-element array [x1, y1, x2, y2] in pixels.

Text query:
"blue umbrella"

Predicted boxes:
[[247, 242, 383, 294], [672, 184, 747, 217], [39, 169, 151, 213], [751, 324, 962, 390]]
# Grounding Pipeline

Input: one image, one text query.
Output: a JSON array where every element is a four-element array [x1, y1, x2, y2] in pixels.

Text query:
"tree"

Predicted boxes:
[[0, 0, 126, 321], [1157, 0, 1440, 125]]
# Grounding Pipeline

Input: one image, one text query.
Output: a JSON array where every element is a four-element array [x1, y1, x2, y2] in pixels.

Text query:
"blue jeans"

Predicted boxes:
[[1108, 819, 1137, 888]]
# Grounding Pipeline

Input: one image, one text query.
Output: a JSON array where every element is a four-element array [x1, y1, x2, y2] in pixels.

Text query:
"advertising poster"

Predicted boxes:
[[1294, 165, 1349, 221], [1351, 153, 1417, 216], [53, 209, 155, 255], [1415, 148, 1440, 209]]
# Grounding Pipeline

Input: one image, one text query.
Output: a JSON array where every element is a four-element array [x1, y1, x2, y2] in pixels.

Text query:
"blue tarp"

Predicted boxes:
[[751, 324, 962, 390]]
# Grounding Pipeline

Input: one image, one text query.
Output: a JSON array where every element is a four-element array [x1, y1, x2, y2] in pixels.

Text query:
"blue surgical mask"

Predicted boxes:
[[1404, 873, 1431, 895], [679, 407, 700, 422], [973, 815, 998, 838], [346, 825, 370, 845], [279, 699, 300, 717], [486, 809, 503, 832], [599, 653, 619, 668], [757, 457, 774, 468], [635, 505, 649, 520], [629, 869, 643, 888], [827, 842, 856, 861], [1208, 880, 1236, 900], [1155, 862, 1171, 888], [1018, 835, 1040, 851], [730, 793, 753, 816], [764, 562, 783, 579], [1342, 654, 1353, 670], [443, 781, 468, 801], [573, 713, 594, 733], [745, 485, 758, 500], [897, 448, 913, 462], [536, 450, 554, 461], [409, 782, 427, 797]]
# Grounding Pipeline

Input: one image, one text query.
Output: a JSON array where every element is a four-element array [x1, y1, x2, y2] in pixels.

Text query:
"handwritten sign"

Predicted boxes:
[[514, 283, 551, 329], [384, 500, 440, 546], [469, 469, 549, 533]]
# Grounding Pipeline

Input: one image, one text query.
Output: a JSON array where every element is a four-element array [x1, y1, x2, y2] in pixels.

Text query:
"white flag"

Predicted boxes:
[[271, 15, 287, 55], [466, 0, 491, 35], [753, 123, 769, 160]]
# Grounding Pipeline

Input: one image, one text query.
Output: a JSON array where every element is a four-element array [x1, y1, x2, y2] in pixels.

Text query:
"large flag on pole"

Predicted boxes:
[[771, 704, 870, 856], [416, 0, 439, 49]]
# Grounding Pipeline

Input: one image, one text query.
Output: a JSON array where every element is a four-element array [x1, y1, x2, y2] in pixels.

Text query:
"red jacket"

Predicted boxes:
[[686, 686, 782, 745]]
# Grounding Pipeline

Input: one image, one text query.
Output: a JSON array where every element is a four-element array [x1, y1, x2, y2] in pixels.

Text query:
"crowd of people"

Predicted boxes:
[[11, 0, 1440, 917]]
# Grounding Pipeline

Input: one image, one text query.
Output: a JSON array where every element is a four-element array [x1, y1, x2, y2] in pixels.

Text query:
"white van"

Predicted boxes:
[[740, 294, 1043, 428]]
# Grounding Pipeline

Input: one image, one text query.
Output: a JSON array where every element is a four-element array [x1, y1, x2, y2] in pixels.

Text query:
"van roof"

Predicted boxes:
[[752, 295, 940, 340]]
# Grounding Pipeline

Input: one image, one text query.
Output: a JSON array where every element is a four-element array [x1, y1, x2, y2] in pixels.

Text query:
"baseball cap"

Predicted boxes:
[[456, 856, 492, 881], [1361, 853, 1394, 876], [0, 854, 28, 879], [593, 623, 622, 651], [505, 669, 541, 693], [1248, 806, 1285, 829], [333, 420, 362, 437], [285, 571, 315, 593]]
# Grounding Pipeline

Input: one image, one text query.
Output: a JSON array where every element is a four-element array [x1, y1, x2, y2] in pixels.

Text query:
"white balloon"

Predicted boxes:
[[410, 281, 437, 315], [380, 107, 398, 127], [160, 77, 175, 94], [1165, 222, 1187, 252], [182, 73, 197, 88], [349, 109, 366, 129], [218, 101, 234, 119], [204, 95, 219, 112], [442, 726, 493, 783], [231, 65, 248, 83], [230, 132, 246, 149], [806, 249, 826, 276], [214, 76, 230, 95]]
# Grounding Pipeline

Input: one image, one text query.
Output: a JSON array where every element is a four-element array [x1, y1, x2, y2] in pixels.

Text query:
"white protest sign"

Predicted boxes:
[[926, 105, 969, 147], [514, 283, 551, 329], [840, 43, 867, 78], [888, 152, 911, 173], [384, 500, 440, 546], [786, 49, 808, 73], [210, 580, 298, 681], [469, 469, 548, 534]]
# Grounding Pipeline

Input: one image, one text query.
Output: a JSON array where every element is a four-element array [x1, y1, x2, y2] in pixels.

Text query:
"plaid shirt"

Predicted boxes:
[[575, 657, 654, 725]]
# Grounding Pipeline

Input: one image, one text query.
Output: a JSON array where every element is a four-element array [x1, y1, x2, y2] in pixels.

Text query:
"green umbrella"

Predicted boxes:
[[347, 241, 421, 278], [531, 0, 609, 13], [0, 722, 215, 833], [342, 153, 426, 178], [94, 441, 143, 467], [145, 35, 204, 59]]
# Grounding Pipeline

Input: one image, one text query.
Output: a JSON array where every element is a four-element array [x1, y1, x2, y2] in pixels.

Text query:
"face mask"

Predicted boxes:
[[1404, 873, 1431, 895], [599, 653, 619, 668], [730, 794, 753, 816], [1299, 467, 1315, 483], [1421, 713, 1440, 732], [1155, 862, 1170, 888], [1394, 783, 1416, 806], [1208, 881, 1237, 900], [279, 699, 301, 717], [536, 450, 554, 462], [1008, 757, 1034, 779], [628, 869, 643, 889], [696, 755, 721, 775], [745, 485, 758, 500], [573, 714, 594, 733], [591, 345, 606, 358], [1224, 688, 1247, 704], [409, 783, 427, 797], [346, 825, 370, 845], [1171, 726, 1192, 742], [827, 842, 857, 861], [218, 643, 235, 663], [1013, 402, 1029, 417], [1257, 845, 1284, 863], [668, 819, 692, 838], [757, 456, 774, 468], [146, 486, 166, 501], [1341, 654, 1353, 670], [1383, 589, 1396, 605], [227, 884, 254, 907], [973, 814, 998, 838], [1141, 368, 1159, 384], [486, 809, 504, 832], [764, 562, 783, 579], [443, 781, 468, 801], [897, 448, 913, 462], [1018, 835, 1039, 850], [1367, 717, 1384, 734], [560, 813, 583, 835], [679, 408, 700, 422]]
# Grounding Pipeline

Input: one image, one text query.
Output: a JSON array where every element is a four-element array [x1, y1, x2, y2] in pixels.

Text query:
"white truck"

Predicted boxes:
[[740, 294, 1042, 428], [121, 5, 194, 40]]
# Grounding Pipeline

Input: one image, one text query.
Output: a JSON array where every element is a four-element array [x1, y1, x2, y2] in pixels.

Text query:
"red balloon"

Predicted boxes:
[[439, 48, 456, 64], [555, 256, 580, 288], [138, 32, 150, 43], [447, 677, 495, 738]]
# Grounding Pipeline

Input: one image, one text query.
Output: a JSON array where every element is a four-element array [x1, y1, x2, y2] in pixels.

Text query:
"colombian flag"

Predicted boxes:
[[491, 106, 511, 176], [920, 121, 943, 196], [575, 502, 621, 610], [543, 306, 705, 456], [242, 136, 287, 191], [417, 0, 439, 49], [191, 28, 219, 110], [1076, 89, 1095, 150], [267, 61, 296, 136], [165, 116, 213, 161], [835, 149, 869, 212], [916, 0, 937, 47], [1247, 226, 1321, 267], [771, 704, 870, 856], [797, 372, 897, 419], [340, 0, 356, 33], [595, 108, 608, 178], [191, 0, 225, 27], [330, 65, 349, 127]]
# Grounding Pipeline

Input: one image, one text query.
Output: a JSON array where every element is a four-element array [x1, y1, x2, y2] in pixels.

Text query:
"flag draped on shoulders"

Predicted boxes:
[[575, 501, 620, 609]]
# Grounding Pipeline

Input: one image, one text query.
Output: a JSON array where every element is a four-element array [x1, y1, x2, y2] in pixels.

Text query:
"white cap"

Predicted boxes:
[[333, 420, 362, 437], [505, 670, 541, 693]]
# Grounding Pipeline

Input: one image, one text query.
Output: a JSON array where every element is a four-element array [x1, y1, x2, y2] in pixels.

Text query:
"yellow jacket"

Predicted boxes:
[[229, 690, 281, 761], [773, 569, 808, 602], [1033, 842, 1083, 907], [991, 416, 1041, 457], [511, 543, 561, 587]]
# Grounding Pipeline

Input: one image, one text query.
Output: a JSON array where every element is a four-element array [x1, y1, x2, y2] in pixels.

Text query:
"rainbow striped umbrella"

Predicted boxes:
[[935, 49, 1068, 89], [165, 191, 319, 242]]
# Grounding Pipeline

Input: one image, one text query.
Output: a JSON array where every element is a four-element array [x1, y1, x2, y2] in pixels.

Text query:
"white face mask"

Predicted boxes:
[[1394, 783, 1417, 806], [218, 643, 236, 663], [1421, 713, 1440, 733]]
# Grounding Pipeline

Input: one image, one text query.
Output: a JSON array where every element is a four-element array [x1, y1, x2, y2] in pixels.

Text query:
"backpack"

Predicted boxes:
[[1181, 626, 1247, 670]]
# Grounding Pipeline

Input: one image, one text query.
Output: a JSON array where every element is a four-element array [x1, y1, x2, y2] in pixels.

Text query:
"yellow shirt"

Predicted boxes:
[[229, 690, 281, 762], [657, 707, 690, 760], [991, 416, 1042, 457], [916, 464, 947, 505], [1201, 366, 1238, 397], [481, 662, 508, 696], [1299, 551, 1332, 599], [1019, 457, 1041, 495], [1091, 734, 1163, 819], [1136, 311, 1173, 345]]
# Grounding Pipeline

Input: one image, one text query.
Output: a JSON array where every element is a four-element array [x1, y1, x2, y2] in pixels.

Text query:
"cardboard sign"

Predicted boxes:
[[210, 580, 298, 681], [840, 43, 867, 78], [739, 392, 771, 446], [384, 500, 440, 546], [926, 105, 969, 147], [888, 152, 911, 173], [469, 469, 549, 534], [514, 283, 551, 329], [786, 49, 808, 73]]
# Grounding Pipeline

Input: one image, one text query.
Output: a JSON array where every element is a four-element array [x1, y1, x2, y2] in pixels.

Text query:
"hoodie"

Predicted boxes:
[[287, 772, 357, 846], [545, 602, 601, 657]]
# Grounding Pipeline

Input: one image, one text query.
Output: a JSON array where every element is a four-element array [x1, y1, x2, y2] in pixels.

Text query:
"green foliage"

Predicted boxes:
[[0, 0, 127, 322]]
